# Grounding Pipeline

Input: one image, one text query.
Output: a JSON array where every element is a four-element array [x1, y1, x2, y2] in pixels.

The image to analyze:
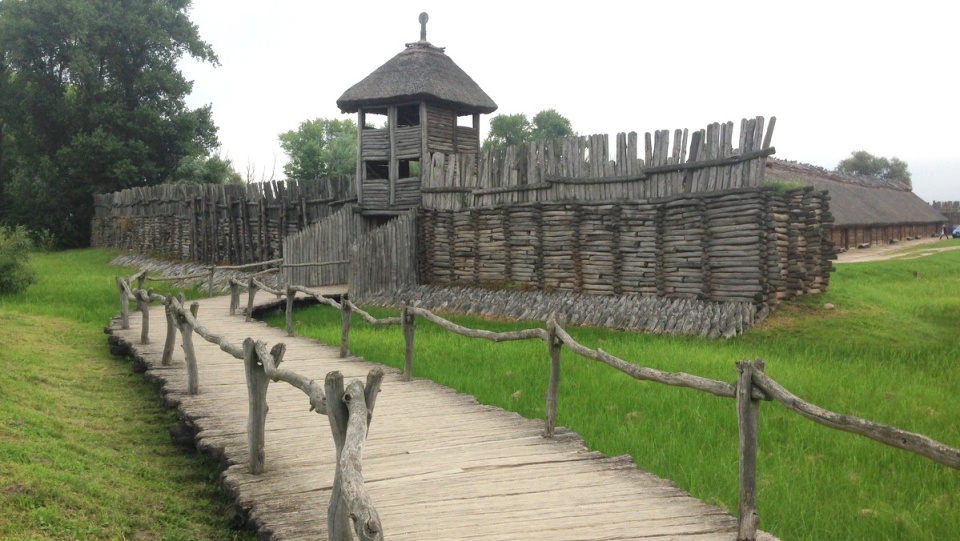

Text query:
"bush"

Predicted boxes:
[[0, 225, 37, 294]]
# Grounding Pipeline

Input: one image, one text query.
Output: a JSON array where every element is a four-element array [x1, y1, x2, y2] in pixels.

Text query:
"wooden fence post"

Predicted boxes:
[[401, 304, 415, 382], [137, 288, 152, 345], [736, 358, 764, 541], [245, 277, 258, 322], [285, 285, 295, 337], [229, 280, 240, 316], [207, 266, 216, 297], [545, 316, 562, 438], [117, 277, 130, 329], [325, 369, 384, 541], [178, 301, 200, 395], [340, 294, 352, 358], [161, 294, 176, 366], [325, 371, 353, 541], [243, 339, 285, 474]]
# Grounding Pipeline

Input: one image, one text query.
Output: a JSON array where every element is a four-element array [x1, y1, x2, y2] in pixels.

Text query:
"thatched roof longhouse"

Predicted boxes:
[[766, 159, 946, 227]]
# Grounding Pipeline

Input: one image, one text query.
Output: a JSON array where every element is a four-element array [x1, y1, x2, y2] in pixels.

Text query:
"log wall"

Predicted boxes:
[[91, 177, 355, 264], [828, 223, 940, 251], [418, 186, 835, 310]]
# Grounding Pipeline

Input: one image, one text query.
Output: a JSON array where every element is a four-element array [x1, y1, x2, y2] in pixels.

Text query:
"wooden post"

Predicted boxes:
[[117, 277, 130, 329], [136, 272, 146, 290], [325, 371, 353, 541], [179, 302, 200, 395], [245, 277, 258, 322], [229, 280, 240, 316], [326, 370, 384, 541], [207, 266, 216, 297], [544, 316, 562, 438], [401, 304, 414, 381], [137, 288, 152, 345], [161, 295, 176, 366], [736, 358, 764, 541], [285, 285, 295, 337], [340, 294, 352, 358], [242, 339, 284, 475]]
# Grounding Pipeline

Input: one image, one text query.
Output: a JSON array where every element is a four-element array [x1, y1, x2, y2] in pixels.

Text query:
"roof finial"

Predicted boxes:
[[419, 12, 429, 42]]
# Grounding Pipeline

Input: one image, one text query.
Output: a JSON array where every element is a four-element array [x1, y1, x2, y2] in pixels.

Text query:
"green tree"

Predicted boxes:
[[0, 0, 219, 248], [173, 152, 243, 185], [0, 225, 36, 294], [278, 118, 357, 181], [483, 109, 574, 149], [837, 150, 912, 187]]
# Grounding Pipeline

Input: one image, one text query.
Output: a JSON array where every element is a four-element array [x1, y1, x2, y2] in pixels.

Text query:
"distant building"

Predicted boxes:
[[765, 158, 947, 250]]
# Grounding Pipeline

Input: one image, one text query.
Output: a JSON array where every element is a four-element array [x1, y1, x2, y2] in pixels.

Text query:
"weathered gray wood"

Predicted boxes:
[[401, 304, 415, 382], [340, 294, 352, 358], [408, 306, 549, 342], [325, 371, 352, 541], [737, 359, 763, 541], [245, 277, 258, 323], [178, 301, 200, 395], [208, 266, 216, 297], [753, 370, 960, 469], [545, 316, 562, 438], [340, 378, 384, 541], [243, 338, 269, 474], [285, 286, 294, 337], [137, 288, 152, 344], [161, 294, 176, 366], [117, 276, 131, 329], [229, 279, 240, 316]]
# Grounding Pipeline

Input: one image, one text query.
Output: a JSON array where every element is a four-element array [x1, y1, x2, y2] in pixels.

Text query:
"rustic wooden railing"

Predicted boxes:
[[118, 273, 960, 540], [113, 273, 383, 541], [143, 258, 283, 297], [271, 286, 960, 541]]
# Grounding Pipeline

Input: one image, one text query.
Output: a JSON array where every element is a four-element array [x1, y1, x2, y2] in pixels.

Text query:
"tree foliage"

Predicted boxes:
[[278, 118, 357, 181], [837, 150, 912, 187], [0, 225, 36, 295], [0, 0, 220, 248], [483, 109, 574, 149], [172, 153, 243, 185]]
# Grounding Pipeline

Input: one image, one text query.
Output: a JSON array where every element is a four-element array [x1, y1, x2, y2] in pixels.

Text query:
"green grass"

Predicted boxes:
[[0, 249, 252, 541], [264, 240, 960, 541]]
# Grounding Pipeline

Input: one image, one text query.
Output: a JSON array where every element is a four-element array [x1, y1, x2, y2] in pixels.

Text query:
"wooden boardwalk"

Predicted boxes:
[[111, 294, 777, 540]]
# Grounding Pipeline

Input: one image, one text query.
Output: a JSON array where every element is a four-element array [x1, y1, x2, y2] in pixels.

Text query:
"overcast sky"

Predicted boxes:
[[178, 0, 959, 202]]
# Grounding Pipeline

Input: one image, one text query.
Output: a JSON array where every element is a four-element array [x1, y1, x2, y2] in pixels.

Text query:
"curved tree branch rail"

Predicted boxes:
[[113, 273, 381, 540], [116, 271, 960, 541], [281, 290, 960, 541]]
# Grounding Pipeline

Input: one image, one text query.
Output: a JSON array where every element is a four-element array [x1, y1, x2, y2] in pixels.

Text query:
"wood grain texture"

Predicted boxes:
[[110, 294, 779, 540]]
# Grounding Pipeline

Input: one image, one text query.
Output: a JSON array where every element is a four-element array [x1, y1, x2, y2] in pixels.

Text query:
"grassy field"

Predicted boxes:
[[263, 242, 960, 541], [0, 249, 253, 541]]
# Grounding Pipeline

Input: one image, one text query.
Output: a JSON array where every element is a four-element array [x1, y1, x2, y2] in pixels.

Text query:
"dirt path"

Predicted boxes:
[[835, 236, 960, 263]]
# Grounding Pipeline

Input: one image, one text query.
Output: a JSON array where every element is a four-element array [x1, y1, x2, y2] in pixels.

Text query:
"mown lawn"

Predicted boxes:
[[264, 241, 960, 541], [0, 249, 253, 541]]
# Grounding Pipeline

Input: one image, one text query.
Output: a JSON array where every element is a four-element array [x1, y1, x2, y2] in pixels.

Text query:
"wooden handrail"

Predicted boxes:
[[117, 275, 960, 541], [114, 279, 381, 537]]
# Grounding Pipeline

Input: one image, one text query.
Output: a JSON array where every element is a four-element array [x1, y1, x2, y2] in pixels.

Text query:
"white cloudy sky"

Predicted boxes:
[[179, 0, 959, 202]]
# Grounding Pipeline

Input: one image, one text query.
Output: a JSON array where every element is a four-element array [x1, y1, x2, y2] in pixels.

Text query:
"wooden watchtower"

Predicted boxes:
[[336, 13, 497, 217]]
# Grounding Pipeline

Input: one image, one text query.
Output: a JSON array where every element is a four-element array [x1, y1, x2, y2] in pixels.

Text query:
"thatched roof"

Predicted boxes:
[[766, 159, 947, 226], [337, 41, 497, 115]]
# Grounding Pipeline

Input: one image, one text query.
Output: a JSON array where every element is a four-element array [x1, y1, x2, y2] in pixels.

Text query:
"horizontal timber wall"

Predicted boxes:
[[91, 177, 355, 264], [418, 186, 835, 309]]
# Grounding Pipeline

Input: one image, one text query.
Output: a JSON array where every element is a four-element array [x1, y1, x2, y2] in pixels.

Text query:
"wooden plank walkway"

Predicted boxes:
[[110, 294, 777, 540]]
